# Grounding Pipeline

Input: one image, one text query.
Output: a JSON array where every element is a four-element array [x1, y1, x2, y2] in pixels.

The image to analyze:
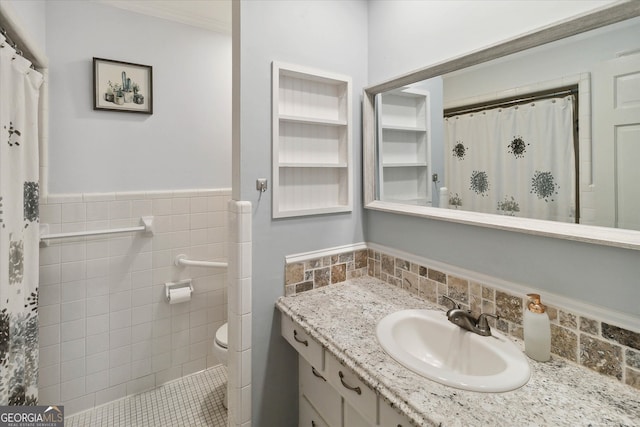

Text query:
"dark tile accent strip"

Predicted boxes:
[[602, 323, 640, 351]]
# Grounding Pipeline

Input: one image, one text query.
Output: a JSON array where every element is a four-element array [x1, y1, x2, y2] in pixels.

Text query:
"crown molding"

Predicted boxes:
[[98, 0, 231, 34]]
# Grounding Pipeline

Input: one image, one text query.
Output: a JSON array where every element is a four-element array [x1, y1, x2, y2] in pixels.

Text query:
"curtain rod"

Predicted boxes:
[[0, 26, 35, 69], [444, 85, 578, 118], [1, 26, 23, 56], [0, 3, 48, 68]]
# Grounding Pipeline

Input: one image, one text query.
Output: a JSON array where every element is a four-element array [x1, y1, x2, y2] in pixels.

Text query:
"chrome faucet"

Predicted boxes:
[[441, 295, 499, 337]]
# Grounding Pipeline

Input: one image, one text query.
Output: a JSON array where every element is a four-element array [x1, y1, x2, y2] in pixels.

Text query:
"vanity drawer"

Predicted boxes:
[[325, 352, 377, 426], [300, 395, 330, 427], [299, 357, 341, 427], [344, 401, 372, 427], [281, 314, 324, 369], [379, 399, 413, 427]]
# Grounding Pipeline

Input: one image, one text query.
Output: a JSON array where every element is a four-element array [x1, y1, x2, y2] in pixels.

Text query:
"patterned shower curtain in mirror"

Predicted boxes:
[[0, 33, 43, 405], [445, 96, 575, 222]]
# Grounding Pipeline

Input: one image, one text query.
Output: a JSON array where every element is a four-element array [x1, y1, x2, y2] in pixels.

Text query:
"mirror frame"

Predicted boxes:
[[363, 1, 640, 251]]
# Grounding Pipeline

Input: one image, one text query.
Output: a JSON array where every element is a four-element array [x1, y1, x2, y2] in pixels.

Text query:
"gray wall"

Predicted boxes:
[[236, 1, 368, 425], [45, 1, 231, 193], [366, 1, 639, 318]]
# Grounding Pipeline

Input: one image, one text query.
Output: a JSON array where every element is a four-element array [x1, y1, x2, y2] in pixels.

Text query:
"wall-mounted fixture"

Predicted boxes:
[[39, 216, 154, 246], [174, 254, 228, 269], [256, 178, 268, 192], [165, 279, 193, 304]]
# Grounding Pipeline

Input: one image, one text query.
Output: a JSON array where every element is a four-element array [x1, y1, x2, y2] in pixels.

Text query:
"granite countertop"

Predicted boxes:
[[276, 277, 640, 427]]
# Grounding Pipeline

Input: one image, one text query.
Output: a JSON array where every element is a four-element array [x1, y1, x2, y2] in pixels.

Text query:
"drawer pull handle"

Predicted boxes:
[[338, 371, 362, 395], [311, 367, 326, 381], [293, 330, 308, 347]]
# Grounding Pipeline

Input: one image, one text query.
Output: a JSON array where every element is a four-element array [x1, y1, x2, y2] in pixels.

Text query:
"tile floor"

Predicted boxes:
[[66, 366, 227, 427]]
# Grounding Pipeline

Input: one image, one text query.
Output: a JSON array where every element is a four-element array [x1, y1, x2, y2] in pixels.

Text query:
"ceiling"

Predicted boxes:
[[98, 0, 232, 34]]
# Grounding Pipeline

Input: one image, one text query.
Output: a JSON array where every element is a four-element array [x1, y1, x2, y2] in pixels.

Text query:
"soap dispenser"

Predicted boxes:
[[523, 293, 551, 362]]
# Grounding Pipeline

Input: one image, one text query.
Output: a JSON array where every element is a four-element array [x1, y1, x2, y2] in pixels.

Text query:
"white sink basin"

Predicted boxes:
[[376, 309, 530, 392]]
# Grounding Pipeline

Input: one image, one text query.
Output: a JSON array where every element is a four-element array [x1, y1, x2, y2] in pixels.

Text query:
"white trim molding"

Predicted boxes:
[[227, 200, 252, 427], [366, 200, 640, 250], [285, 242, 368, 265], [97, 0, 231, 34]]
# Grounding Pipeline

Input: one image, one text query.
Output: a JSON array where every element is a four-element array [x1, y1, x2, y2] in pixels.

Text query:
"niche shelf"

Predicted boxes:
[[377, 88, 431, 205], [272, 62, 352, 218]]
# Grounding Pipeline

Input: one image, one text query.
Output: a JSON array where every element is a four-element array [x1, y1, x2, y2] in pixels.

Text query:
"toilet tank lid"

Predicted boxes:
[[215, 323, 228, 348]]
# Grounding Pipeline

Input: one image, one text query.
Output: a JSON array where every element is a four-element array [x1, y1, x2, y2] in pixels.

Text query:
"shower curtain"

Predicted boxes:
[[445, 96, 575, 222], [0, 33, 43, 405]]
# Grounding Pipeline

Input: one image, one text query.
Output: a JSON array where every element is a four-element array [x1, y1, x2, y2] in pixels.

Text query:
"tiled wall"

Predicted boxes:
[[227, 200, 252, 427], [285, 245, 639, 391], [38, 189, 230, 415]]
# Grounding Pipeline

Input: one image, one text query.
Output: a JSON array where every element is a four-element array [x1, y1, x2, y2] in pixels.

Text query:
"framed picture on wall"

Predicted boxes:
[[93, 57, 153, 114]]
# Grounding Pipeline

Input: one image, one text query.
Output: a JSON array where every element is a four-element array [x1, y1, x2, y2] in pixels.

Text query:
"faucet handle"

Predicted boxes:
[[476, 313, 499, 331], [440, 295, 460, 311]]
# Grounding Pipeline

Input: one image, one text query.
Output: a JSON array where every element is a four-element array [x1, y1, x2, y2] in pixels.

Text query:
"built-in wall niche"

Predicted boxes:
[[376, 89, 430, 205], [272, 62, 352, 218]]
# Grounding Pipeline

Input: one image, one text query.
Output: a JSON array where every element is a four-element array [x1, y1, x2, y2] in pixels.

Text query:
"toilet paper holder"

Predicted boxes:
[[165, 279, 193, 303]]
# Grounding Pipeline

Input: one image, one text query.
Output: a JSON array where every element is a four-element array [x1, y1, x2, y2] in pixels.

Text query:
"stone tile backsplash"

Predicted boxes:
[[284, 246, 640, 390], [284, 249, 369, 296]]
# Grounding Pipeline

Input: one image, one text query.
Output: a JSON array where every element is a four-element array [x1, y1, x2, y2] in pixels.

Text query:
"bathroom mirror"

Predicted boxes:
[[363, 2, 640, 250]]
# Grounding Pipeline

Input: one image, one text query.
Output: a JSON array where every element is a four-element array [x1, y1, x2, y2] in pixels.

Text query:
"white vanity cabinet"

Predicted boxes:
[[282, 315, 416, 427], [299, 358, 341, 427], [272, 62, 352, 218], [300, 395, 330, 427], [324, 352, 377, 426], [281, 311, 324, 369], [299, 355, 376, 427], [376, 89, 431, 206]]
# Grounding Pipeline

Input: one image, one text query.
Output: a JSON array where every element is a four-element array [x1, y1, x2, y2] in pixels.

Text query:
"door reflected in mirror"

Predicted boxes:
[[373, 16, 640, 231]]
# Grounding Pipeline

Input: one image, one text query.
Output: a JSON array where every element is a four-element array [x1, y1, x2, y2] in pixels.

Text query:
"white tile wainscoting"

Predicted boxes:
[[38, 189, 230, 415], [227, 200, 252, 427]]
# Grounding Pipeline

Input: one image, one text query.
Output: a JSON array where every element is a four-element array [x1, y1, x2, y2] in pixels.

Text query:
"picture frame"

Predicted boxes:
[[93, 57, 153, 114]]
